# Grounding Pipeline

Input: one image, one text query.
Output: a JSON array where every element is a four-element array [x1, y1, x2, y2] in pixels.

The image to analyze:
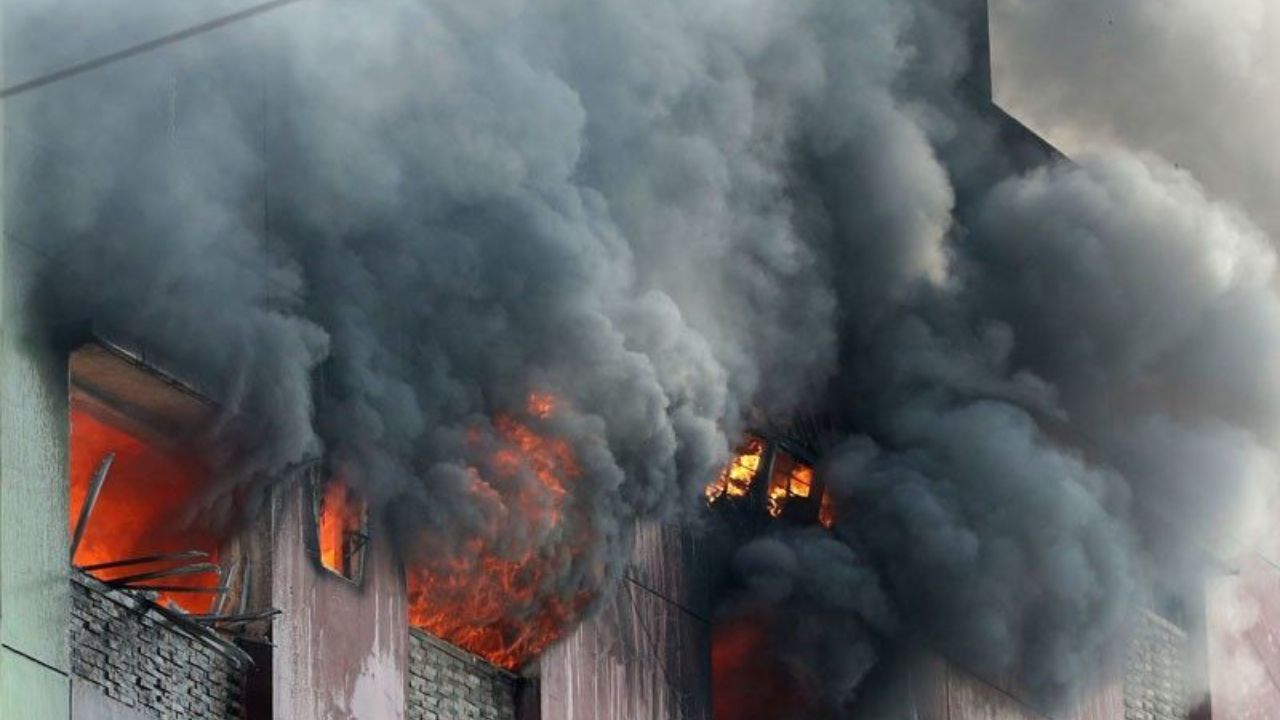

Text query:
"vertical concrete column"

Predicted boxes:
[[540, 523, 712, 720], [272, 483, 408, 720], [966, 0, 993, 100], [0, 3, 75, 715], [0, 1, 75, 712]]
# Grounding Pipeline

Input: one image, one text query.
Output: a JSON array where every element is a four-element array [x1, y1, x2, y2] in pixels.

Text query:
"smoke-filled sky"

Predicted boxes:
[[994, 0, 1280, 240], [9, 0, 1280, 716]]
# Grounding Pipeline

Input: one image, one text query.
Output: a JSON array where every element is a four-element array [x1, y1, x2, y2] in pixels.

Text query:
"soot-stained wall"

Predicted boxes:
[[1208, 554, 1280, 716], [539, 522, 712, 720], [884, 657, 1125, 720], [69, 574, 247, 720], [271, 484, 407, 720]]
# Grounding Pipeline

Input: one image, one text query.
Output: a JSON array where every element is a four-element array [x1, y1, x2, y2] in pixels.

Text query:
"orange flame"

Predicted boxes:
[[818, 489, 836, 529], [765, 451, 812, 518], [707, 438, 829, 525], [407, 393, 591, 669], [706, 435, 766, 502], [713, 610, 809, 720], [317, 476, 365, 578], [528, 392, 557, 420], [69, 406, 224, 613]]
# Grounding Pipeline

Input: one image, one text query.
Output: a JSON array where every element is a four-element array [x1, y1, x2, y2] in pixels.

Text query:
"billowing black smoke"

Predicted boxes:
[[10, 0, 1279, 713]]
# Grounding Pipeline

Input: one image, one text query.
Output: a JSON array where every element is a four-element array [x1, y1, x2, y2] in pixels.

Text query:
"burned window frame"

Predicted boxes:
[[764, 448, 814, 518], [706, 432, 828, 526], [305, 464, 370, 585], [67, 340, 235, 617], [705, 434, 767, 502]]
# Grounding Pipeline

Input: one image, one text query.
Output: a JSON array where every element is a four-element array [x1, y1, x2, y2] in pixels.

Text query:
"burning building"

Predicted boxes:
[[0, 1, 1279, 719], [703, 430, 1215, 720]]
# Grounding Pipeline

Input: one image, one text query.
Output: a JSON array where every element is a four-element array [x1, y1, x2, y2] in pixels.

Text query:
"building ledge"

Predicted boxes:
[[71, 570, 253, 669], [408, 627, 521, 680]]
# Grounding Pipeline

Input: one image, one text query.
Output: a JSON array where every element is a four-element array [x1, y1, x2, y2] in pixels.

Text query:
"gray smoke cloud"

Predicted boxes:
[[992, 0, 1280, 238], [9, 0, 1280, 714]]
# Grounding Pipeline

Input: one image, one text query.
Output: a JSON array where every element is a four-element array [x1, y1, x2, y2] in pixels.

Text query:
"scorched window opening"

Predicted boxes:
[[308, 468, 370, 584], [705, 433, 835, 527], [67, 342, 229, 615]]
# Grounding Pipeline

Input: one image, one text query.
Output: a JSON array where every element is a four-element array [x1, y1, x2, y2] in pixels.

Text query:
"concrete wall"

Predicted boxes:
[[271, 484, 407, 720], [539, 522, 711, 720], [72, 679, 161, 720], [0, 232, 72, 717], [406, 631, 518, 720], [1072, 681, 1127, 720], [945, 667, 1046, 720], [1, 1, 74, 707], [69, 575, 247, 720], [947, 668, 1124, 720], [1207, 554, 1280, 718], [901, 660, 1124, 720]]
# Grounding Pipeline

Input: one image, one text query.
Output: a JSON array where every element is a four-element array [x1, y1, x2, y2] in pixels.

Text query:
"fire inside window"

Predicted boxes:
[[765, 450, 812, 517], [313, 474, 368, 582], [68, 343, 227, 615], [705, 435, 766, 501], [706, 434, 837, 526]]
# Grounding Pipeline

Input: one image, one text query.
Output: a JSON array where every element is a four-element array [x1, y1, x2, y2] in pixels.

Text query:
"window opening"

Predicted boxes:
[[765, 450, 812, 518], [705, 435, 766, 502], [312, 472, 368, 582], [68, 342, 226, 614]]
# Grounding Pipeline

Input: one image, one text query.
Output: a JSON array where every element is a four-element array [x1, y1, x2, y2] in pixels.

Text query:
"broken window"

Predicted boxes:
[[765, 450, 813, 518], [311, 471, 369, 582], [68, 342, 227, 615], [705, 435, 767, 502]]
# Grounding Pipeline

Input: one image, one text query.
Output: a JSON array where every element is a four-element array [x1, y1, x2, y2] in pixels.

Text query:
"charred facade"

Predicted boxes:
[[1, 1, 1279, 720]]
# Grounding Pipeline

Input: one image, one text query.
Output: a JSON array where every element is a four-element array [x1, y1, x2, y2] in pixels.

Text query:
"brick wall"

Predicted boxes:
[[1124, 610, 1190, 720], [70, 574, 248, 720], [407, 630, 519, 720]]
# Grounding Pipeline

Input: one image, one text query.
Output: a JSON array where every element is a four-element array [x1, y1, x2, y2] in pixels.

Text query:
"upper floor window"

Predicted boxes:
[[705, 433, 829, 526], [312, 472, 368, 582], [68, 341, 225, 614], [705, 435, 766, 502], [765, 451, 813, 518]]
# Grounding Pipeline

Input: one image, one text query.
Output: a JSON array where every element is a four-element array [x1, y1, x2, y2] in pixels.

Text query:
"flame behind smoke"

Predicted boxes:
[[818, 490, 836, 529], [24, 0, 1262, 707], [713, 609, 809, 720], [407, 394, 593, 669]]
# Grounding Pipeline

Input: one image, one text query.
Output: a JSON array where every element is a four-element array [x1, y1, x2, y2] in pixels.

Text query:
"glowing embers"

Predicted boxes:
[[407, 394, 593, 670], [705, 435, 767, 502], [713, 610, 808, 720], [69, 406, 225, 614], [818, 489, 836, 529], [314, 475, 368, 581], [765, 450, 813, 518]]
